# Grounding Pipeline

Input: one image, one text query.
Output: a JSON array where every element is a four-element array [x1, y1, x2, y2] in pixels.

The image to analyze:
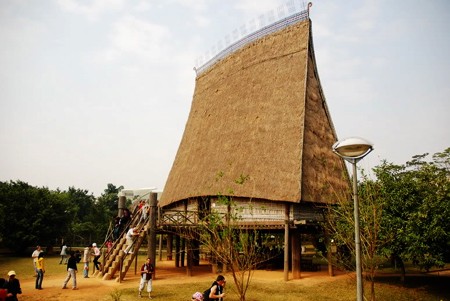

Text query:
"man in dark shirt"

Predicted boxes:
[[62, 252, 78, 290]]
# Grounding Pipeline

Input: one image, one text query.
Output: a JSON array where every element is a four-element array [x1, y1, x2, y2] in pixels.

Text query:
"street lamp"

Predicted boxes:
[[332, 137, 373, 301]]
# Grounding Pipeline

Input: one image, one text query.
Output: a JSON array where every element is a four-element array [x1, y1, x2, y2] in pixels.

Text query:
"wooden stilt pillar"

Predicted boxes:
[[167, 234, 173, 260], [193, 239, 200, 266], [158, 234, 163, 262], [186, 239, 193, 276], [175, 235, 180, 268], [118, 196, 126, 217], [181, 200, 187, 268], [291, 228, 301, 279], [181, 238, 185, 267], [284, 203, 290, 281]]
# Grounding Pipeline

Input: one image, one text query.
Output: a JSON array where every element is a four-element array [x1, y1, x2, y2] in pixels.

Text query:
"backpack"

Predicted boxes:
[[202, 288, 211, 301]]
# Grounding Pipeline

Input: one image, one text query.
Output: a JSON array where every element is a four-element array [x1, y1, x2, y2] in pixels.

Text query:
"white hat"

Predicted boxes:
[[192, 292, 203, 300], [8, 270, 16, 276], [92, 243, 97, 247]]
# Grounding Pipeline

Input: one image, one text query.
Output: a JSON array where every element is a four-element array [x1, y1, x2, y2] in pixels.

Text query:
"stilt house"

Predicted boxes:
[[160, 5, 350, 279]]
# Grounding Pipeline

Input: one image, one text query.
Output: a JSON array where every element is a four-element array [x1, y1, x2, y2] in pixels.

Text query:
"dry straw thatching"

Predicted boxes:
[[161, 18, 349, 207]]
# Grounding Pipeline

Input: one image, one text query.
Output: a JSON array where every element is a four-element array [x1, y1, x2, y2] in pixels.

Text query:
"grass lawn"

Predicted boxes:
[[0, 253, 448, 301]]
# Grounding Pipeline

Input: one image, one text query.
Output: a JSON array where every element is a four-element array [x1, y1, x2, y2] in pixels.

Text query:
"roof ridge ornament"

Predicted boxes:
[[194, 1, 311, 76]]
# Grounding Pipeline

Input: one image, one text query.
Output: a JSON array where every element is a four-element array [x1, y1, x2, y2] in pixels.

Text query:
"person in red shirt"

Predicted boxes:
[[0, 278, 7, 301]]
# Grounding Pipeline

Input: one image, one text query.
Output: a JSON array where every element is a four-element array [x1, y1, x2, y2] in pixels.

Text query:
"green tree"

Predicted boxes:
[[61, 187, 97, 245], [97, 183, 123, 214], [0, 181, 72, 253], [324, 148, 449, 298], [94, 183, 124, 241], [375, 148, 450, 280], [0, 181, 126, 253]]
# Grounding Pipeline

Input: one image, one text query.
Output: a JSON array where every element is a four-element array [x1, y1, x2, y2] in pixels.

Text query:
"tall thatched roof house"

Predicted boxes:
[[160, 6, 349, 278]]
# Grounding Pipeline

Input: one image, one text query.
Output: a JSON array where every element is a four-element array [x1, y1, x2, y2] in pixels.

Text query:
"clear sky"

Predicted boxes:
[[1, 0, 449, 197]]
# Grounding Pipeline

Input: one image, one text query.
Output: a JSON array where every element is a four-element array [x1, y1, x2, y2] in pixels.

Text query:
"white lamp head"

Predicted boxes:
[[332, 137, 373, 162]]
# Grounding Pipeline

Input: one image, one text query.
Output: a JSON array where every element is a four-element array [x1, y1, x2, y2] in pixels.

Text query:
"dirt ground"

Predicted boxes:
[[18, 260, 346, 301]]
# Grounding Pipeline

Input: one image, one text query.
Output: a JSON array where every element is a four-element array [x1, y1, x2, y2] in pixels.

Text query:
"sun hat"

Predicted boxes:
[[7, 270, 16, 276], [192, 292, 203, 300]]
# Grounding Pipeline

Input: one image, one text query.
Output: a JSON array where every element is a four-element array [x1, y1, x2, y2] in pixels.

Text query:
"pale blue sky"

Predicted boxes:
[[1, 0, 449, 196]]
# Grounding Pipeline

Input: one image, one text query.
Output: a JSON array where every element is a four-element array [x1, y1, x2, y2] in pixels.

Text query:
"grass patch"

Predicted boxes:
[[1, 254, 448, 301], [108, 277, 449, 301]]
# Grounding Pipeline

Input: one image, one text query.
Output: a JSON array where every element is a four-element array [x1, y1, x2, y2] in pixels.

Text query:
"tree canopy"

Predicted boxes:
[[0, 181, 122, 253], [325, 148, 450, 300], [375, 148, 450, 272]]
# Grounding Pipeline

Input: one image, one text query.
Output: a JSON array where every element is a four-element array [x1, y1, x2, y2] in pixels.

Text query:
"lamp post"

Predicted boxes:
[[332, 137, 373, 301]]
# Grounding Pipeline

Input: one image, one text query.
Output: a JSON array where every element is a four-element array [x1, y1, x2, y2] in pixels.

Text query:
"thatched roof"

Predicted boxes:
[[160, 18, 349, 207]]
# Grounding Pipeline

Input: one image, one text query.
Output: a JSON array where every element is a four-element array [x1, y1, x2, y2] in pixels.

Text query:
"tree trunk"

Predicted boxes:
[[370, 271, 376, 301], [396, 256, 406, 284]]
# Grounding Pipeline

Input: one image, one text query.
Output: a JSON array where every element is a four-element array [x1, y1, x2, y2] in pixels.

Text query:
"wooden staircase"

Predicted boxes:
[[97, 207, 150, 281]]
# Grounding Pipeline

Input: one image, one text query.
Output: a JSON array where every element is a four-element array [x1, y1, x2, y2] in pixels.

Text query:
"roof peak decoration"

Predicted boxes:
[[194, 1, 312, 76]]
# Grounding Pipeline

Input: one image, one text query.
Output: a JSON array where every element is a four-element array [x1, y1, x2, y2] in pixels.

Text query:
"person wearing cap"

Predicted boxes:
[[192, 292, 204, 301], [5, 270, 22, 301], [91, 243, 101, 271]]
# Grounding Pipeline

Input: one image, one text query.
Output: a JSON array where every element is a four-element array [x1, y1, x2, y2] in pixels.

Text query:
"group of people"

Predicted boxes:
[[29, 245, 157, 299], [5, 200, 225, 300], [3, 244, 225, 301], [26, 241, 103, 293], [61, 242, 102, 289], [113, 200, 150, 242], [138, 200, 150, 224], [59, 243, 84, 266], [112, 208, 132, 241]]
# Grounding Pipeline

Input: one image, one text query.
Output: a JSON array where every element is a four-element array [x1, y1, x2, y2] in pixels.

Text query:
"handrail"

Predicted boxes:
[[101, 204, 143, 274]]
